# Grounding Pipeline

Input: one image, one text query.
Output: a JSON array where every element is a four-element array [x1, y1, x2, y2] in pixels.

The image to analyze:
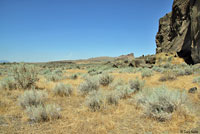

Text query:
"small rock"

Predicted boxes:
[[188, 87, 197, 94], [112, 64, 118, 68]]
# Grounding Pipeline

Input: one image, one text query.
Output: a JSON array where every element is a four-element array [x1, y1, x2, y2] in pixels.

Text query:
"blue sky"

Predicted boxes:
[[0, 0, 173, 62]]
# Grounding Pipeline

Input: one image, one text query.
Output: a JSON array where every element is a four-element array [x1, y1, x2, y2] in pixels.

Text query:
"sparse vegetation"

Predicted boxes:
[[2, 0, 200, 133], [0, 62, 199, 133], [118, 67, 136, 73]]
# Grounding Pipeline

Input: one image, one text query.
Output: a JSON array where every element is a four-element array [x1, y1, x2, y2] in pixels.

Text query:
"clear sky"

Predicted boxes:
[[0, 0, 173, 62]]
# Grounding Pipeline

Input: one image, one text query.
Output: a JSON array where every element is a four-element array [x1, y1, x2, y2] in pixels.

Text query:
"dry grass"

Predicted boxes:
[[155, 52, 185, 65], [0, 68, 200, 134]]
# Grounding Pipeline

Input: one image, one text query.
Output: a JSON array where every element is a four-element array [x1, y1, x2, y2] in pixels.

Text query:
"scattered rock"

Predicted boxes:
[[112, 64, 118, 68], [188, 87, 197, 93], [145, 55, 156, 64]]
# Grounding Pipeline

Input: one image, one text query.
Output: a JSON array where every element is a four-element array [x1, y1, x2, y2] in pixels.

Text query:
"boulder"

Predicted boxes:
[[188, 87, 197, 93], [156, 0, 200, 64]]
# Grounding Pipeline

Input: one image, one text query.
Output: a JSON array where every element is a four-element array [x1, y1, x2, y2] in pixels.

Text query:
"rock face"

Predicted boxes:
[[156, 0, 200, 64]]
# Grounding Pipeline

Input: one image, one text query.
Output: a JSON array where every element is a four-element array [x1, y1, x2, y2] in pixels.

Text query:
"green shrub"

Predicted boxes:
[[18, 89, 48, 109], [40, 68, 51, 75], [135, 86, 188, 122], [159, 70, 176, 81], [184, 66, 193, 75], [173, 68, 186, 76], [110, 79, 125, 89], [191, 65, 200, 74], [99, 73, 114, 86], [162, 62, 173, 69], [26, 105, 48, 122], [85, 91, 104, 112], [53, 83, 73, 97], [106, 91, 120, 105], [88, 68, 102, 76], [179, 63, 188, 68], [46, 73, 64, 82], [173, 66, 193, 76], [78, 76, 100, 95], [45, 104, 61, 120], [70, 74, 78, 80], [45, 68, 66, 82], [26, 104, 61, 122], [192, 76, 200, 83], [12, 63, 38, 89], [141, 68, 153, 78], [152, 66, 165, 73], [115, 85, 133, 99], [118, 67, 136, 73], [129, 78, 145, 92], [0, 77, 17, 90]]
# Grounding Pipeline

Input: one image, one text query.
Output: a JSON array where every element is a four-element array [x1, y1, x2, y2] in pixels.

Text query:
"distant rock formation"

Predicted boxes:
[[112, 53, 155, 68], [116, 53, 135, 61], [156, 0, 200, 64]]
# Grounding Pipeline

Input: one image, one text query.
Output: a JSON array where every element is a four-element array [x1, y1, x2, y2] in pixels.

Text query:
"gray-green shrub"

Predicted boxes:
[[152, 66, 165, 73], [184, 66, 193, 75], [85, 91, 104, 112], [12, 63, 38, 89], [53, 83, 73, 96], [106, 91, 119, 105], [26, 104, 61, 122], [70, 74, 78, 80], [129, 78, 145, 92], [141, 68, 153, 78], [173, 66, 193, 76], [115, 85, 134, 99], [193, 76, 200, 83], [0, 77, 17, 90], [110, 79, 125, 89], [135, 86, 188, 122], [99, 73, 114, 86], [18, 89, 48, 109], [78, 76, 99, 95], [45, 68, 66, 82], [159, 70, 176, 81]]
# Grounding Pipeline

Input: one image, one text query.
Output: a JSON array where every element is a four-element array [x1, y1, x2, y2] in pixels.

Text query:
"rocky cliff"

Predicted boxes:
[[156, 0, 200, 64]]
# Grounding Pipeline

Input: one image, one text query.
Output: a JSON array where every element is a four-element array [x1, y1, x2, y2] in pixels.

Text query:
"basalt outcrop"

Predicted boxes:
[[156, 0, 200, 64]]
